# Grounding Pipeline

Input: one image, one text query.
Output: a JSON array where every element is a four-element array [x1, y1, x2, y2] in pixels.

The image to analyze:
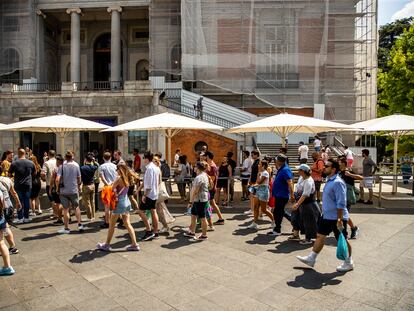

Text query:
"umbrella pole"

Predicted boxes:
[[58, 133, 65, 155], [166, 129, 172, 167], [392, 134, 399, 194]]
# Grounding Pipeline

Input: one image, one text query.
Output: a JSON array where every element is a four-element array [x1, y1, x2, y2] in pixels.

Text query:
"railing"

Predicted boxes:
[[74, 81, 124, 91], [159, 98, 239, 129], [10, 82, 62, 92]]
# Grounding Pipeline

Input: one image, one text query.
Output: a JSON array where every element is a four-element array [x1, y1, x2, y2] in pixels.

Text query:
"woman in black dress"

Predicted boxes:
[[29, 155, 42, 215]]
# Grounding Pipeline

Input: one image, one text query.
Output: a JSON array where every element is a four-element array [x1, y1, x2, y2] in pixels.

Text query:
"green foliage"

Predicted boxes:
[[378, 23, 414, 153]]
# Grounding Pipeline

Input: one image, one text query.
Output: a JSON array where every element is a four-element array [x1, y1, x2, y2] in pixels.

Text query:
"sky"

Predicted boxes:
[[378, 0, 414, 25]]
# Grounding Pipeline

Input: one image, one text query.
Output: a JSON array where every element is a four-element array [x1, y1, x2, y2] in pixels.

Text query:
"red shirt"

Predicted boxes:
[[206, 161, 218, 191], [134, 154, 141, 172], [311, 159, 325, 181]]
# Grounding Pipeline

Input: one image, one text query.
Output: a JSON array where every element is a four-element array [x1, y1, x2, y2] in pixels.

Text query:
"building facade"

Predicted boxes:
[[0, 0, 377, 161]]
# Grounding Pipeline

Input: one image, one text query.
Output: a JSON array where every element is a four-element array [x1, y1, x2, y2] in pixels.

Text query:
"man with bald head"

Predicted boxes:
[[9, 149, 35, 224]]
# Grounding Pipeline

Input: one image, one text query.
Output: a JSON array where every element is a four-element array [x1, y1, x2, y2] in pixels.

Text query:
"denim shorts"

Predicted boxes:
[[256, 185, 269, 202], [113, 196, 132, 215]]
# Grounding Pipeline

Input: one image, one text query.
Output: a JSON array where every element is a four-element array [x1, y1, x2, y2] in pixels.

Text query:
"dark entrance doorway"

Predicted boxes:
[[93, 33, 123, 82], [79, 117, 117, 164]]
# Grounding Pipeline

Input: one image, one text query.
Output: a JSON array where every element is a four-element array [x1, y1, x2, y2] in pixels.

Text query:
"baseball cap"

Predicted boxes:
[[296, 164, 311, 173]]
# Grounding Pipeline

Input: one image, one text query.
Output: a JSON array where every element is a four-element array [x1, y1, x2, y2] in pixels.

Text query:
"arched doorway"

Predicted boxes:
[[93, 33, 123, 82], [136, 59, 149, 80]]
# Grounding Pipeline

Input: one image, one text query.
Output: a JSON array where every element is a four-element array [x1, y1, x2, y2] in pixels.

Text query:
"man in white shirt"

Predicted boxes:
[[41, 150, 57, 216], [99, 152, 117, 228], [241, 150, 253, 200], [314, 136, 322, 152], [298, 142, 309, 164], [138, 151, 160, 241]]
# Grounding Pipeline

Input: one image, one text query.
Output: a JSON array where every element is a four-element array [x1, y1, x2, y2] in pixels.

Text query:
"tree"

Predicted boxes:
[[378, 25, 414, 153]]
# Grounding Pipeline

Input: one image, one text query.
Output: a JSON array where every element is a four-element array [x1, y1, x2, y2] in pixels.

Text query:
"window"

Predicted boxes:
[[128, 131, 148, 153], [130, 26, 149, 43], [3, 16, 19, 32], [194, 141, 208, 152]]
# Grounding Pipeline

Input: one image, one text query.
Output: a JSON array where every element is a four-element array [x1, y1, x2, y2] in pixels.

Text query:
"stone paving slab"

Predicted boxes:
[[1, 209, 414, 311]]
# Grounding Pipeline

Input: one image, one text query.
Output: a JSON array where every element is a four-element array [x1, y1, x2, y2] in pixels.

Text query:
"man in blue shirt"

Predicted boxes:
[[267, 154, 294, 236], [297, 158, 354, 272]]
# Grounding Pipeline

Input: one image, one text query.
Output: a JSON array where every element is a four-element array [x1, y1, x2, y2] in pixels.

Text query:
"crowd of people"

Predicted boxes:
[[0, 140, 381, 276]]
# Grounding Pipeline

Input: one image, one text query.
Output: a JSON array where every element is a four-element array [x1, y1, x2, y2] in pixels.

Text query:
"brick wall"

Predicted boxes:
[[170, 129, 237, 165]]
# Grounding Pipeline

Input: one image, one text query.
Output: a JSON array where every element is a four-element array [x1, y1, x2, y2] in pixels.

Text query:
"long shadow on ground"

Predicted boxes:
[[287, 267, 344, 289]]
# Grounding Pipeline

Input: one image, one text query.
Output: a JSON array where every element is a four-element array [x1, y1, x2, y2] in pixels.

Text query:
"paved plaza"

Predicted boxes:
[[1, 208, 414, 311]]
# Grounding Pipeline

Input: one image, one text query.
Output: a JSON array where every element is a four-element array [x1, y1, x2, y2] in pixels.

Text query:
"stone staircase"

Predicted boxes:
[[257, 143, 313, 167]]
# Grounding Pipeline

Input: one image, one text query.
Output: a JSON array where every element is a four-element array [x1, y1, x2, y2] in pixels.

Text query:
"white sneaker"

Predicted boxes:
[[336, 260, 354, 272], [247, 222, 258, 230], [243, 210, 252, 215], [14, 218, 24, 224], [159, 227, 169, 234], [266, 230, 281, 236], [207, 226, 215, 232], [58, 228, 70, 234], [296, 255, 316, 268], [78, 224, 85, 232], [23, 218, 32, 223]]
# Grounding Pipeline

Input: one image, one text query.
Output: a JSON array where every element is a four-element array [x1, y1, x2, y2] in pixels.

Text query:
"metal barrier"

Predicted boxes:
[[75, 81, 124, 91], [375, 173, 414, 208]]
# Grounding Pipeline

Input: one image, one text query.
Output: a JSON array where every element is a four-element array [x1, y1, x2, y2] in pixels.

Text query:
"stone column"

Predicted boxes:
[[66, 8, 82, 83], [107, 6, 122, 87], [35, 10, 46, 83]]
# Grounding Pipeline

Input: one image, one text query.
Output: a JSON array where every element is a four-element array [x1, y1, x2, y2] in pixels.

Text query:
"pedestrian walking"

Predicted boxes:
[[97, 163, 139, 252], [311, 152, 325, 203], [216, 157, 232, 206], [56, 151, 83, 234], [357, 149, 377, 205], [1, 151, 13, 177], [0, 191, 15, 275], [298, 142, 309, 164], [9, 149, 35, 224], [247, 160, 275, 230], [245, 150, 260, 216], [184, 161, 210, 241], [99, 152, 118, 228], [29, 155, 42, 215], [80, 153, 98, 221], [344, 146, 354, 168], [175, 155, 190, 202], [314, 136, 322, 152], [297, 158, 354, 272], [289, 164, 321, 244], [41, 150, 58, 216], [138, 151, 160, 241], [267, 154, 295, 237], [400, 152, 412, 184], [227, 152, 236, 203], [133, 148, 142, 173], [240, 151, 252, 201]]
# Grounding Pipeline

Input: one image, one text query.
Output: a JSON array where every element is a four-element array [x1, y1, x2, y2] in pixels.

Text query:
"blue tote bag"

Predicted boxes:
[[336, 232, 349, 260]]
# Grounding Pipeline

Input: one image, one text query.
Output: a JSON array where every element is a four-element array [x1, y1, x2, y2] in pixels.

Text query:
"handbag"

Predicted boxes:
[[336, 231, 349, 260], [162, 204, 175, 224], [157, 182, 170, 203], [346, 183, 356, 205]]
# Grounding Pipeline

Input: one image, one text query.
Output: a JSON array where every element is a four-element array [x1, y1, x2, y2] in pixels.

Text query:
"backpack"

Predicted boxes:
[[317, 159, 327, 178]]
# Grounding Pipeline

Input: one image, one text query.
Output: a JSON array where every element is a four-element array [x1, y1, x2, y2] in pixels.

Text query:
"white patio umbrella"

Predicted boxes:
[[352, 114, 414, 193], [2, 114, 111, 154], [228, 112, 358, 147], [102, 112, 224, 165]]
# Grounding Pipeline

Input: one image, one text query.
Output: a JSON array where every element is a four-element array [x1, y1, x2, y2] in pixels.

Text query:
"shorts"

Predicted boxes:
[[46, 185, 54, 202], [0, 216, 6, 230], [208, 190, 216, 201], [314, 181, 322, 192], [191, 201, 207, 218], [113, 196, 132, 215], [60, 194, 79, 209], [140, 197, 156, 210], [315, 147, 321, 152], [256, 185, 269, 202], [300, 158, 308, 164], [361, 177, 374, 189], [127, 185, 135, 196], [318, 218, 348, 240], [241, 175, 250, 186]]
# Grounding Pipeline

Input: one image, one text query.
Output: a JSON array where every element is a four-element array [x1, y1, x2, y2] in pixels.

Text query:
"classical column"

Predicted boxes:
[[107, 6, 122, 86], [66, 8, 82, 83], [36, 10, 46, 83]]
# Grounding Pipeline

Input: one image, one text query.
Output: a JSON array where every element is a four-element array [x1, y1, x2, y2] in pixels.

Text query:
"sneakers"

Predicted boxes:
[[363, 200, 373, 205], [192, 235, 208, 241], [140, 231, 155, 241], [296, 255, 316, 268], [96, 243, 111, 252], [57, 228, 70, 234], [0, 266, 15, 276], [23, 218, 32, 223], [14, 218, 24, 224], [126, 244, 140, 252], [350, 226, 359, 239], [299, 239, 313, 245], [78, 224, 85, 232], [247, 222, 258, 230], [153, 233, 159, 240], [266, 230, 281, 236], [336, 260, 354, 272], [243, 210, 252, 215], [100, 222, 109, 229], [159, 227, 169, 234], [9, 247, 19, 255], [207, 226, 215, 232], [356, 199, 364, 203], [183, 231, 196, 238], [213, 219, 225, 225]]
